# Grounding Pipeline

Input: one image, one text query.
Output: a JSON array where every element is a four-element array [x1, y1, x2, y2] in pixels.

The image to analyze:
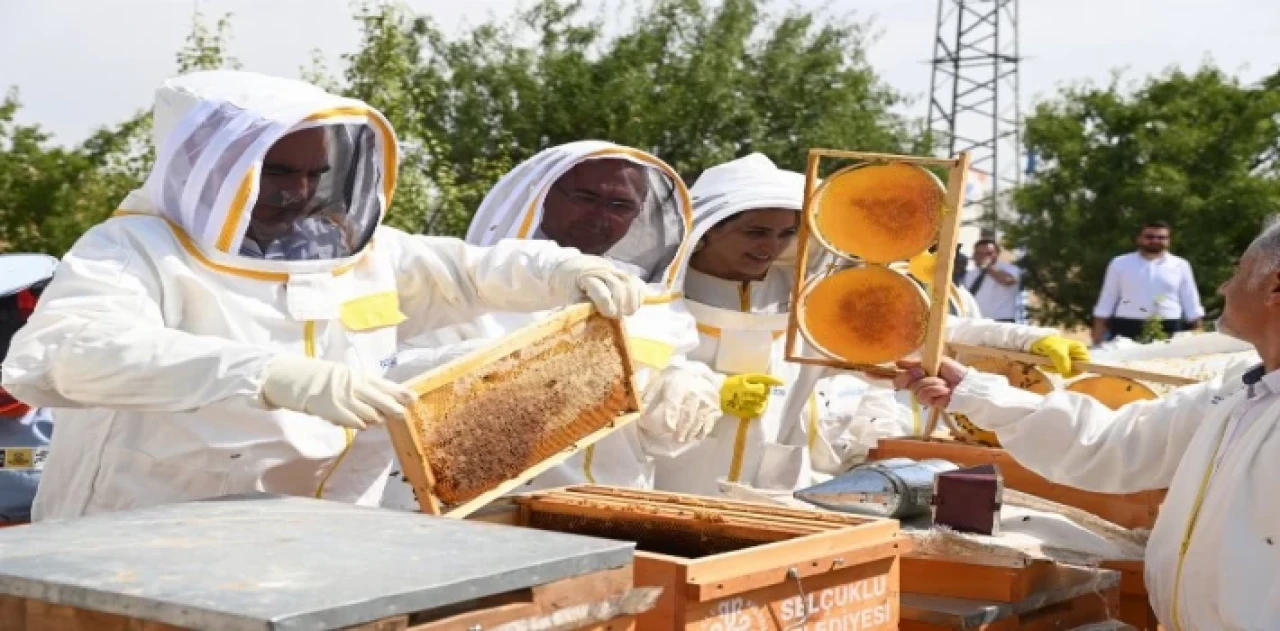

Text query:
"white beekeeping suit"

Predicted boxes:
[[0, 71, 645, 521], [654, 154, 1073, 496], [381, 140, 707, 510], [649, 154, 908, 496]]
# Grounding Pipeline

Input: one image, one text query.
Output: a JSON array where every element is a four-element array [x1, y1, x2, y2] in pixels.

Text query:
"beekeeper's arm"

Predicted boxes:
[[945, 318, 1090, 377], [628, 301, 726, 457], [1, 224, 280, 413], [912, 359, 1224, 494], [384, 229, 646, 339], [806, 372, 913, 474]]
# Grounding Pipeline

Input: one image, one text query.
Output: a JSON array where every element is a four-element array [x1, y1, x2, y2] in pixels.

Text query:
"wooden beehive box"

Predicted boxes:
[[474, 485, 907, 631], [386, 304, 642, 517], [898, 562, 1123, 630]]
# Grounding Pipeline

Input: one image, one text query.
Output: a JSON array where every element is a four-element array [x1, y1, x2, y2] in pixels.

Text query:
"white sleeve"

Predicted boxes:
[[944, 317, 1055, 351], [809, 373, 913, 473], [1093, 257, 1122, 318], [0, 226, 273, 411], [949, 370, 1221, 493], [1179, 260, 1205, 321], [383, 229, 591, 339], [632, 357, 723, 458]]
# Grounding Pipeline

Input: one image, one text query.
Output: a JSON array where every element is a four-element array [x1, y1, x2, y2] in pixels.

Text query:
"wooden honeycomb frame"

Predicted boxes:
[[784, 149, 971, 438], [385, 304, 641, 518]]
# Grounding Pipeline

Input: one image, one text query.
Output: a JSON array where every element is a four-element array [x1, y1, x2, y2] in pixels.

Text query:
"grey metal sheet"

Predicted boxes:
[[0, 493, 634, 630]]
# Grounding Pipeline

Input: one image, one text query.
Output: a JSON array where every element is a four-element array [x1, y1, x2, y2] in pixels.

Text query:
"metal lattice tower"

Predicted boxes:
[[926, 0, 1022, 237]]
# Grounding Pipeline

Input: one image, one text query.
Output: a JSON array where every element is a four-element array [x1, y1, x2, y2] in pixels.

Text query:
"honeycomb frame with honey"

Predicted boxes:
[[385, 303, 642, 518], [783, 149, 972, 380]]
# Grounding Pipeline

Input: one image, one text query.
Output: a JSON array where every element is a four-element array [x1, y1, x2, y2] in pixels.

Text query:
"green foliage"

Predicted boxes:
[[1138, 314, 1170, 344], [322, 0, 916, 235], [0, 10, 240, 256], [1010, 67, 1280, 328]]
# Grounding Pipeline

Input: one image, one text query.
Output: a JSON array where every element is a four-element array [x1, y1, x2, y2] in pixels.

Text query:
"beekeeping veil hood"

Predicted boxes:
[[678, 153, 827, 288], [466, 141, 692, 288], [136, 70, 397, 265]]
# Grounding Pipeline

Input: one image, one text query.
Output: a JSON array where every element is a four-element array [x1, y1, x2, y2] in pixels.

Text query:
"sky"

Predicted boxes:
[[2, 0, 1278, 149]]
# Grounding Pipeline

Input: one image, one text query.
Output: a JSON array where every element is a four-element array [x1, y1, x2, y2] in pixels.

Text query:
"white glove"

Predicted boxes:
[[554, 255, 646, 319], [383, 339, 492, 383], [639, 366, 722, 443], [260, 356, 416, 430]]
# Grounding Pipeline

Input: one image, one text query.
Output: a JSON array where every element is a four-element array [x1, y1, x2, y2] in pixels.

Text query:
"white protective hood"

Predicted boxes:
[[466, 140, 691, 288], [682, 153, 832, 289], [127, 70, 399, 271]]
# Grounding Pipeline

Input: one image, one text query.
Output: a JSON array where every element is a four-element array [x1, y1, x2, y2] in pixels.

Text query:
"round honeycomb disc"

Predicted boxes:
[[798, 266, 928, 364], [950, 358, 1054, 447], [951, 414, 1000, 448], [1066, 376, 1158, 410], [966, 358, 1054, 394], [810, 162, 945, 263]]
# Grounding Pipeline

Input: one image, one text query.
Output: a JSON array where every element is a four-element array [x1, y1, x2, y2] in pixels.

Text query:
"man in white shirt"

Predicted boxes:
[[892, 215, 1280, 630], [1092, 220, 1204, 345], [963, 238, 1022, 322]]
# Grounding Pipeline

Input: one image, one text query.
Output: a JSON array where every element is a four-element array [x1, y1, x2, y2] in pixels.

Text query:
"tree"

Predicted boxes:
[[320, 0, 919, 235], [1010, 67, 1280, 328], [0, 10, 239, 257]]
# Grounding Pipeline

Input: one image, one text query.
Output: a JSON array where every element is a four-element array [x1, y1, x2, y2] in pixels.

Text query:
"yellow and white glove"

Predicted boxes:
[[720, 373, 785, 419], [554, 256, 647, 319], [1028, 335, 1090, 378], [639, 366, 722, 443], [261, 356, 415, 430]]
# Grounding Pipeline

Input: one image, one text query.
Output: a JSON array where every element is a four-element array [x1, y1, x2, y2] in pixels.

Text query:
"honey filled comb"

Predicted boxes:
[[950, 357, 1054, 447], [810, 162, 945, 264], [798, 265, 930, 365], [1066, 375, 1158, 411], [388, 304, 641, 516]]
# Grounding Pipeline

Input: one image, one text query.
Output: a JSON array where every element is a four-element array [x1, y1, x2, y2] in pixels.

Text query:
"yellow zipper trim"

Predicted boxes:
[[1169, 414, 1233, 630], [310, 320, 356, 499], [738, 282, 752, 312], [695, 322, 784, 340], [807, 392, 819, 452], [111, 211, 369, 282], [727, 417, 752, 482], [582, 445, 598, 484]]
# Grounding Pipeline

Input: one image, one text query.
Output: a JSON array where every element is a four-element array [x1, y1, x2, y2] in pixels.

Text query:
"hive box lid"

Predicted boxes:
[[0, 494, 633, 631]]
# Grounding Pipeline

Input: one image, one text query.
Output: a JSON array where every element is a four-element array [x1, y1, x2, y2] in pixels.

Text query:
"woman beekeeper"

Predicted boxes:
[[650, 154, 1092, 497], [380, 141, 725, 510], [1, 72, 647, 521]]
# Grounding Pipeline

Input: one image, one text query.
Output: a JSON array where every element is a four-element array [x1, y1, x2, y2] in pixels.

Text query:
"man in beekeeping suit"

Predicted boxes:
[[896, 215, 1280, 630], [650, 153, 1095, 496], [383, 141, 741, 509], [0, 71, 648, 521]]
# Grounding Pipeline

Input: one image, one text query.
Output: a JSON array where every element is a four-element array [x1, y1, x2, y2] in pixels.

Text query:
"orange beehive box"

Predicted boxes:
[[474, 485, 908, 631], [386, 303, 642, 517]]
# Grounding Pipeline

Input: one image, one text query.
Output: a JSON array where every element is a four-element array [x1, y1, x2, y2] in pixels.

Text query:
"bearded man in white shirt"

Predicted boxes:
[[1092, 220, 1204, 345], [895, 215, 1280, 630]]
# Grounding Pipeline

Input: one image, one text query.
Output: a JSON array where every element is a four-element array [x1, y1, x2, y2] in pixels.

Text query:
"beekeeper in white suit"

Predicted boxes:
[[0, 71, 647, 521], [381, 140, 722, 508], [652, 154, 1094, 496], [897, 217, 1280, 630]]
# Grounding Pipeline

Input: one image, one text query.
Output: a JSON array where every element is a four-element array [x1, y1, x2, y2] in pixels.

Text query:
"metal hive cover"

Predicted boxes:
[[0, 494, 633, 630]]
